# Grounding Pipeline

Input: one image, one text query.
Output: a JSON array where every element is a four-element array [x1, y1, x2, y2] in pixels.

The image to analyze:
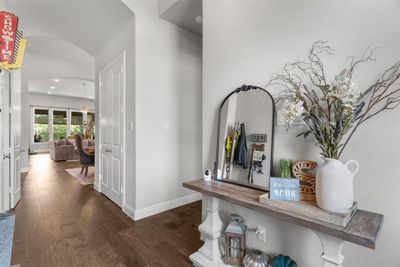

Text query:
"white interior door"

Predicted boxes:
[[99, 53, 125, 207], [99, 67, 111, 198], [108, 58, 124, 206], [0, 69, 11, 211], [10, 70, 22, 208]]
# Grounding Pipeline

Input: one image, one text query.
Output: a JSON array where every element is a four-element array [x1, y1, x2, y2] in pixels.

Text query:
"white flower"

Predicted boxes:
[[282, 99, 304, 126]]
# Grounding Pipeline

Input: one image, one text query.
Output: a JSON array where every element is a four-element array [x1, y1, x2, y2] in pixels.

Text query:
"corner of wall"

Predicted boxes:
[[122, 203, 136, 219]]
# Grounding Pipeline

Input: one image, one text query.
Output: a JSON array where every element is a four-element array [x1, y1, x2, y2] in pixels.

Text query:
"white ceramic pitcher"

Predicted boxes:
[[316, 158, 360, 214]]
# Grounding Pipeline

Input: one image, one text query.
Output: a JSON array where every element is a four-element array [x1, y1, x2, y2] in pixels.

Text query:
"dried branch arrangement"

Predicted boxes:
[[269, 41, 400, 159]]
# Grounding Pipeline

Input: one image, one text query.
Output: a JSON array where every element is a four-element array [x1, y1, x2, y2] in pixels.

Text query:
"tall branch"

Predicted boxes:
[[338, 61, 400, 157]]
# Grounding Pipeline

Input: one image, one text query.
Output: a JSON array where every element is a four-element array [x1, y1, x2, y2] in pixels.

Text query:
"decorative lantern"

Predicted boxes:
[[224, 215, 246, 266]]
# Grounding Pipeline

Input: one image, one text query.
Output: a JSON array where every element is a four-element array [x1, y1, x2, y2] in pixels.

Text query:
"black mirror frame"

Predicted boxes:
[[213, 84, 276, 191]]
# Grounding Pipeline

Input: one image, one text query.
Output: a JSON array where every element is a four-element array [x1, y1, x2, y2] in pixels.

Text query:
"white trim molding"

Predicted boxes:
[[122, 203, 135, 218], [133, 193, 202, 221], [21, 167, 29, 173], [93, 182, 100, 192]]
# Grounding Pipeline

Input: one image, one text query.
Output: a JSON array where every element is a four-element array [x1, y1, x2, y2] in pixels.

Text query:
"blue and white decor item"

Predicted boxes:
[[0, 212, 16, 267], [269, 177, 299, 201]]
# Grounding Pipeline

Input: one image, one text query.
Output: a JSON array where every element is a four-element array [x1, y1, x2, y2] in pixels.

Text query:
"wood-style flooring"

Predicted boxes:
[[11, 154, 203, 267]]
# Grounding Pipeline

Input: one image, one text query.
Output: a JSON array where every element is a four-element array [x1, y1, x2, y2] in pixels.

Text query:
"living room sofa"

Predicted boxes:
[[49, 139, 95, 161]]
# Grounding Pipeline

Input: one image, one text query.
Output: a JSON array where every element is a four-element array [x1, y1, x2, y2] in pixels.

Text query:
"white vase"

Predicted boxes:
[[316, 158, 360, 214]]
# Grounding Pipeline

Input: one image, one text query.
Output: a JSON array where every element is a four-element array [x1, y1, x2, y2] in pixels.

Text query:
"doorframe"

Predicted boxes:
[[96, 51, 126, 209]]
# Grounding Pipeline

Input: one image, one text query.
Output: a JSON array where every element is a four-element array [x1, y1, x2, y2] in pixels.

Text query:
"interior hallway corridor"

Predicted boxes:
[[11, 154, 202, 267]]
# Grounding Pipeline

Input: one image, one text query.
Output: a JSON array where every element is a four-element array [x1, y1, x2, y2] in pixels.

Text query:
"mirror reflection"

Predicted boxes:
[[215, 85, 275, 189]]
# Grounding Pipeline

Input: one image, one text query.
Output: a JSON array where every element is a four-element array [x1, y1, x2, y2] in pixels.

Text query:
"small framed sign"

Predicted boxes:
[[269, 177, 300, 201]]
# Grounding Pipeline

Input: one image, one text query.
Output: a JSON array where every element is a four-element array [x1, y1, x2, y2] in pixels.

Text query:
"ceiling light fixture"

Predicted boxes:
[[54, 78, 60, 82], [48, 91, 52, 95], [51, 86, 56, 89]]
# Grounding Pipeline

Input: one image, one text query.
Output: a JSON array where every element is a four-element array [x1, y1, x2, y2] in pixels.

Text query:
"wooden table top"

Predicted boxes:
[[183, 179, 383, 249]]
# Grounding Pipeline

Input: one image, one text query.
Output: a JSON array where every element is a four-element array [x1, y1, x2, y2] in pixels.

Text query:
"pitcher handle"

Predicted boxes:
[[345, 160, 360, 176]]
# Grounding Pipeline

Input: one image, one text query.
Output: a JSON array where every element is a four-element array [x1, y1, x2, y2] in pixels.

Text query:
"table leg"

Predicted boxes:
[[190, 195, 225, 267]]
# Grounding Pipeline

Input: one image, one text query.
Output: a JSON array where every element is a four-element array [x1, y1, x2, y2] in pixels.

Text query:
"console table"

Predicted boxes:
[[183, 179, 383, 267]]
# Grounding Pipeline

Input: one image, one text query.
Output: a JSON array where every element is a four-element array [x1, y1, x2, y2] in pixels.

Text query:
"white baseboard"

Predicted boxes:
[[133, 192, 202, 221], [30, 149, 49, 153], [93, 182, 100, 192], [122, 203, 135, 219]]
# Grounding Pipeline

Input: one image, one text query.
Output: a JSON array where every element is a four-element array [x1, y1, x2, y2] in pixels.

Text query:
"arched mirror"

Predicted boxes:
[[214, 85, 276, 190]]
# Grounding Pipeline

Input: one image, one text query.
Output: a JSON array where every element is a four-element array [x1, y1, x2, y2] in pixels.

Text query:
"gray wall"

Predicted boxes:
[[122, 0, 202, 216], [203, 0, 400, 266]]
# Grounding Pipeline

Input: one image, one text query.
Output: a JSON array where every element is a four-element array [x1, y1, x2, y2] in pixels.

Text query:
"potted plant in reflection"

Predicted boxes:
[[269, 41, 400, 213]]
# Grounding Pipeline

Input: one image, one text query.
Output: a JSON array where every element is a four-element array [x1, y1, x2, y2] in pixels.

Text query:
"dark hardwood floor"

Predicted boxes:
[[11, 154, 202, 267]]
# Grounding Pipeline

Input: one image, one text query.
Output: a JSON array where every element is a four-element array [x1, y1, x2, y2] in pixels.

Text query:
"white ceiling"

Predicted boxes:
[[159, 0, 203, 36], [3, 0, 133, 99], [26, 36, 94, 64], [3, 0, 134, 56], [29, 78, 95, 99]]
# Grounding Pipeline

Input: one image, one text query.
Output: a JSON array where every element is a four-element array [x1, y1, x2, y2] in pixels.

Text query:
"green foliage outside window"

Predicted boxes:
[[33, 109, 95, 142], [34, 111, 49, 142], [71, 112, 83, 136], [53, 111, 67, 141]]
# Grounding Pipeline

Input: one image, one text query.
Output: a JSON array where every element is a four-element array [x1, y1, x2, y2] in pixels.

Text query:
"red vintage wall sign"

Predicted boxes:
[[0, 11, 19, 64]]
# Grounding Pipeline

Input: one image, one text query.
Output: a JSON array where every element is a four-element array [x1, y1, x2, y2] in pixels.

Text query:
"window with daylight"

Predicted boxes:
[[53, 110, 67, 140], [71, 111, 84, 136], [87, 112, 96, 136], [33, 109, 49, 143]]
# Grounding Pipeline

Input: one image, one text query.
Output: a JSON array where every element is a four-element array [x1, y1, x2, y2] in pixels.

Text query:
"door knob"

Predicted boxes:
[[3, 153, 11, 159]]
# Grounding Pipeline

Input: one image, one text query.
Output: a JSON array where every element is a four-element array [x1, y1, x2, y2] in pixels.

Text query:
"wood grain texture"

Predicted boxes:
[[259, 193, 358, 227], [183, 179, 383, 249], [11, 154, 203, 267]]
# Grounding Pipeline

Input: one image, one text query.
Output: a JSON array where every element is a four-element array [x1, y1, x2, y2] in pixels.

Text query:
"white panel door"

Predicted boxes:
[[99, 54, 125, 207], [0, 69, 10, 211], [108, 58, 124, 206], [99, 68, 111, 198], [10, 70, 22, 208]]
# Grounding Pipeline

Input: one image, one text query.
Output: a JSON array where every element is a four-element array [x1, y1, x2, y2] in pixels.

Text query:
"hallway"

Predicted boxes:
[[11, 154, 202, 267]]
